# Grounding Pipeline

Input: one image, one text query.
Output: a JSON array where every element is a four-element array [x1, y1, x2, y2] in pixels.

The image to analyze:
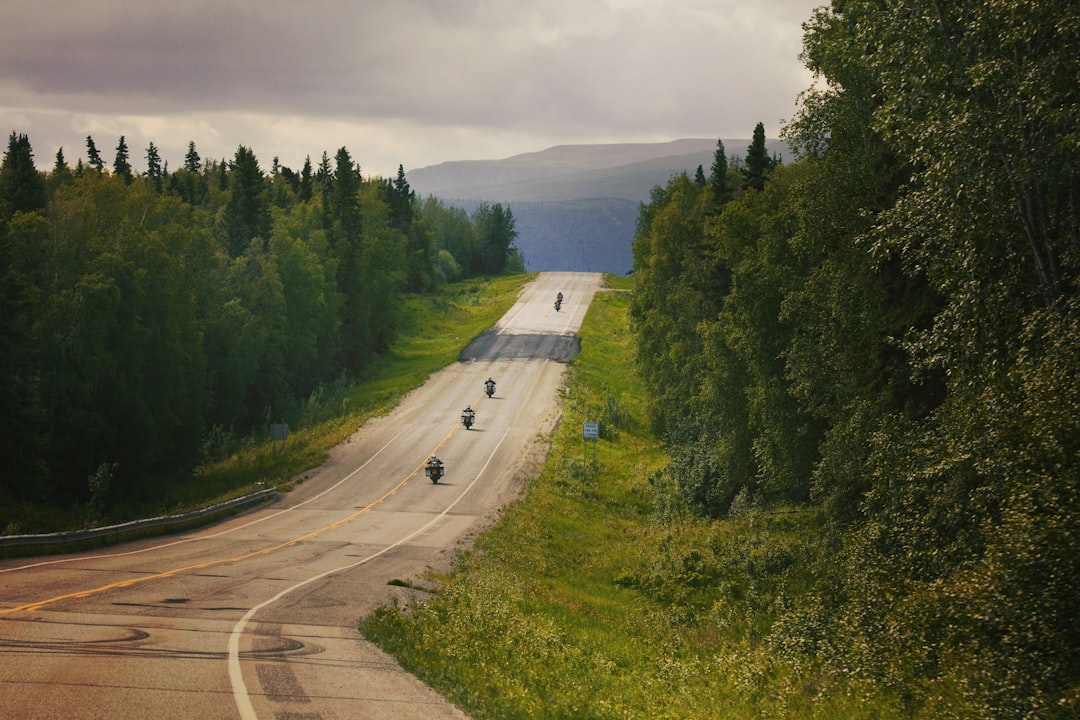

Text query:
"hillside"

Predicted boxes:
[[406, 138, 790, 274]]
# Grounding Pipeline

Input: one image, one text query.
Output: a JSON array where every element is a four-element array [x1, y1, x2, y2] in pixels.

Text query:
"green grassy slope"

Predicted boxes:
[[361, 275, 915, 719]]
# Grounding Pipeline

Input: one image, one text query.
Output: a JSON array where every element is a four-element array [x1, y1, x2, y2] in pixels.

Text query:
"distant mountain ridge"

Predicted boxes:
[[406, 138, 789, 274]]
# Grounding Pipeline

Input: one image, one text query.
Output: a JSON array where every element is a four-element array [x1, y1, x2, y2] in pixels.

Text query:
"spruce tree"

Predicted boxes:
[[743, 122, 774, 192], [86, 135, 104, 172], [145, 142, 163, 192], [694, 164, 707, 187], [0, 135, 48, 499], [388, 164, 415, 232], [299, 156, 313, 202], [113, 136, 133, 184], [48, 147, 74, 194], [183, 141, 201, 173], [708, 138, 733, 211], [328, 146, 366, 373], [316, 151, 333, 196], [216, 159, 227, 191], [222, 145, 271, 256], [0, 132, 47, 224]]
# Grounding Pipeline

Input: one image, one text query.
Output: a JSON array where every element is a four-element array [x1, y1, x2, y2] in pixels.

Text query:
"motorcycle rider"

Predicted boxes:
[[462, 404, 476, 428], [485, 377, 496, 397]]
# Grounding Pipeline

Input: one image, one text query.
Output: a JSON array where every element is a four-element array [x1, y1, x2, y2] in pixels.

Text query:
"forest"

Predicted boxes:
[[630, 1, 1078, 717], [1, 0, 1078, 715], [0, 135, 522, 518]]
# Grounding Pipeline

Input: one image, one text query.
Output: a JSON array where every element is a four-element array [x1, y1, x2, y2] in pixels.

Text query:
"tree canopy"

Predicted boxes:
[[630, 1, 1080, 714], [0, 134, 524, 517]]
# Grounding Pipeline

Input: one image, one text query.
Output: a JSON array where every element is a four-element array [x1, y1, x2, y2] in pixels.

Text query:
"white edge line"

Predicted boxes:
[[229, 425, 514, 720]]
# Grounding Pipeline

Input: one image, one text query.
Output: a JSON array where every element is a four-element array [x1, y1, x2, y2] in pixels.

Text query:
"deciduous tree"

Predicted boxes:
[[471, 202, 518, 275]]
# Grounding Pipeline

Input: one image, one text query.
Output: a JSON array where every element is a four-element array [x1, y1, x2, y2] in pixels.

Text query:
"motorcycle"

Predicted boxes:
[[485, 378, 496, 398], [425, 456, 444, 483], [461, 406, 476, 430], [555, 291, 564, 312]]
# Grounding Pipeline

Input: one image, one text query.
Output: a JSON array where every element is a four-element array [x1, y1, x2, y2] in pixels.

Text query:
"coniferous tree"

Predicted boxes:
[[145, 141, 163, 193], [0, 141, 48, 497], [222, 145, 271, 257], [113, 136, 133, 184], [708, 138, 734, 212], [318, 151, 332, 181], [385, 165, 434, 292], [703, 137, 735, 306], [387, 165, 414, 232], [279, 165, 299, 192], [694, 164, 707, 187], [299, 156, 313, 202], [215, 158, 228, 192], [85, 135, 104, 172], [743, 122, 775, 192], [0, 132, 47, 224], [328, 147, 361, 239], [183, 141, 201, 173], [48, 147, 74, 193], [315, 151, 334, 201], [328, 146, 366, 372]]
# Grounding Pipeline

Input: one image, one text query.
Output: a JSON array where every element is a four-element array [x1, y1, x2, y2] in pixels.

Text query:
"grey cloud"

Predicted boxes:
[[2, 0, 822, 174]]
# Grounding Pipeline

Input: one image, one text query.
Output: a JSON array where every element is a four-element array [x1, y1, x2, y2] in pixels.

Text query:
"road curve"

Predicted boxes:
[[0, 271, 604, 720]]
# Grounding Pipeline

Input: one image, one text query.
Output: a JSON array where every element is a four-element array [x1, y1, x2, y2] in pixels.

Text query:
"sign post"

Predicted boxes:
[[582, 421, 599, 470], [270, 423, 288, 459]]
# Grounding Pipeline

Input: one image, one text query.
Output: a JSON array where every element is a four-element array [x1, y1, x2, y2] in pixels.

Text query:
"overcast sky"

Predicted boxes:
[[1, 0, 823, 179]]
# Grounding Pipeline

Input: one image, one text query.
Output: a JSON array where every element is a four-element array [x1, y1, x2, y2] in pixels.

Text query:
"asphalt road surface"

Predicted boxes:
[[0, 271, 604, 720]]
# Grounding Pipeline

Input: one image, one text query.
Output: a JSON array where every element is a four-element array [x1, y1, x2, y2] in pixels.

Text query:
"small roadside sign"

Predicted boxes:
[[271, 423, 288, 459], [582, 421, 599, 469]]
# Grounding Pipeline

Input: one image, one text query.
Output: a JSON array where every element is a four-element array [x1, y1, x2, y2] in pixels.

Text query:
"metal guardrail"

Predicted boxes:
[[0, 487, 278, 551]]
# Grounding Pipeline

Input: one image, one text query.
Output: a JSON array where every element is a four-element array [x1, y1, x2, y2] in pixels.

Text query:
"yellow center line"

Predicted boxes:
[[1, 422, 464, 616]]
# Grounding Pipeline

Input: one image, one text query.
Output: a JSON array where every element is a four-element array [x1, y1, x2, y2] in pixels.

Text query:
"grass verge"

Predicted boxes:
[[189, 273, 533, 498], [360, 276, 907, 719]]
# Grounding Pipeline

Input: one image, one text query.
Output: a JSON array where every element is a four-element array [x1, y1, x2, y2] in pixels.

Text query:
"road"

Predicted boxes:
[[0, 271, 604, 720]]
